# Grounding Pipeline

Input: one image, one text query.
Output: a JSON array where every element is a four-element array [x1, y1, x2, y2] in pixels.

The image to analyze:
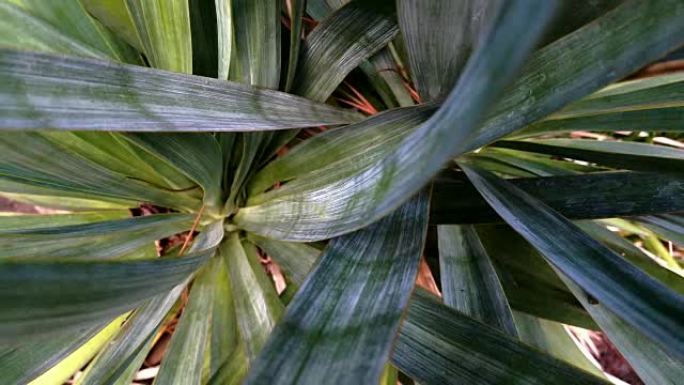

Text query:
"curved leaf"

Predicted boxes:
[[460, 162, 684, 360], [292, 0, 398, 101], [237, 0, 557, 241], [465, 0, 684, 151], [398, 0, 494, 101]]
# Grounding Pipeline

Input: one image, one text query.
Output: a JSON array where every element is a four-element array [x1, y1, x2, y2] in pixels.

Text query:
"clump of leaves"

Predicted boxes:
[[0, 0, 683, 384]]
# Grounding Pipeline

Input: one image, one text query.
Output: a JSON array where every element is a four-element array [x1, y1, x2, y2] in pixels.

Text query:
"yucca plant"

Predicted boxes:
[[1, 0, 683, 384]]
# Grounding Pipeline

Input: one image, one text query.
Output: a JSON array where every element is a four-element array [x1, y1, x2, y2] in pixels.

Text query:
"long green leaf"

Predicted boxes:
[[476, 224, 597, 329], [222, 234, 283, 363], [561, 276, 684, 385], [0, 2, 110, 60], [0, 211, 129, 230], [513, 312, 605, 378], [0, 253, 207, 343], [0, 133, 201, 210], [548, 72, 684, 118], [245, 191, 429, 385], [576, 220, 684, 294], [471, 148, 601, 177], [460, 162, 684, 359], [231, 0, 280, 88], [77, 286, 184, 385], [516, 107, 684, 137], [237, 0, 557, 241], [292, 0, 398, 101], [0, 222, 220, 344], [464, 0, 684, 151], [215, 0, 233, 79], [125, 0, 192, 73], [40, 131, 198, 194], [0, 213, 192, 260], [0, 190, 135, 211], [28, 314, 127, 385], [398, 0, 494, 101], [513, 73, 684, 136], [437, 225, 517, 336], [0, 323, 105, 385], [154, 258, 218, 385], [495, 139, 684, 173], [637, 214, 684, 247], [392, 291, 609, 385], [0, 49, 360, 131], [284, 0, 305, 92], [431, 171, 684, 224], [203, 252, 238, 382]]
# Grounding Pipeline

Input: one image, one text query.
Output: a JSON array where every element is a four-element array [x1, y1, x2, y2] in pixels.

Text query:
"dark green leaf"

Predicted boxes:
[[431, 171, 684, 224], [81, 0, 145, 51], [154, 258, 218, 385], [460, 162, 684, 359], [392, 291, 609, 385], [476, 224, 597, 329], [125, 134, 224, 213], [398, 0, 494, 101], [245, 191, 429, 385], [0, 220, 223, 343], [437, 225, 517, 336], [465, 0, 684, 151], [494, 139, 684, 173]]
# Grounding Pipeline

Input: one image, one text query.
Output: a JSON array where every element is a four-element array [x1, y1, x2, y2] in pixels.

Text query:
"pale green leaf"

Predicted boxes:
[[222, 233, 283, 362], [126, 0, 192, 73]]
